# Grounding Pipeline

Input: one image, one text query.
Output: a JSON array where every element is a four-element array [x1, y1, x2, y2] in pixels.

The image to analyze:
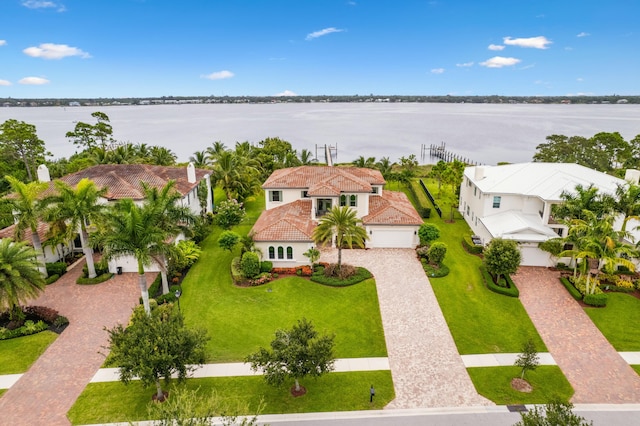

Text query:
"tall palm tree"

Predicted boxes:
[[312, 206, 369, 271], [299, 149, 314, 165], [141, 181, 196, 294], [554, 184, 614, 221], [614, 182, 640, 235], [375, 157, 394, 181], [149, 146, 177, 166], [0, 238, 46, 321], [44, 178, 107, 278], [3, 175, 48, 277], [94, 199, 168, 315], [353, 156, 376, 169], [189, 150, 209, 168], [211, 151, 260, 201], [205, 141, 227, 165]]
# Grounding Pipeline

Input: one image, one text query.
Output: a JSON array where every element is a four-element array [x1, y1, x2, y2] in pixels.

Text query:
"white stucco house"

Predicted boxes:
[[0, 163, 212, 274], [250, 166, 423, 267], [459, 162, 639, 267]]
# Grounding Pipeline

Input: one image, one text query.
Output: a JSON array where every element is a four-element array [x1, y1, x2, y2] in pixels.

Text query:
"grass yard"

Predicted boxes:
[[633, 366, 640, 375], [68, 371, 394, 425], [467, 366, 574, 405], [584, 292, 640, 351], [0, 331, 58, 376], [409, 178, 546, 354], [180, 194, 387, 362]]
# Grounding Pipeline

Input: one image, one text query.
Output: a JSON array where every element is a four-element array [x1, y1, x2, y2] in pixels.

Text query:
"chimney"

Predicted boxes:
[[474, 166, 486, 181], [624, 169, 640, 185], [187, 162, 196, 183], [37, 164, 51, 182]]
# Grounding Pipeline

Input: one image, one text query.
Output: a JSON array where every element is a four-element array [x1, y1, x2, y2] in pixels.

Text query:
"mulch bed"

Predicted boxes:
[[290, 385, 307, 397], [511, 378, 532, 393]]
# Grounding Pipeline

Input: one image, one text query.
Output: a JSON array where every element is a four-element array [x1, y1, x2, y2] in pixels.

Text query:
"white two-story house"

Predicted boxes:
[[251, 166, 423, 267], [459, 162, 635, 266]]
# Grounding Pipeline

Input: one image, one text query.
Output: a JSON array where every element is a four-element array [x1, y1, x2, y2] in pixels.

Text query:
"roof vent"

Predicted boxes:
[[474, 166, 486, 181], [37, 164, 51, 182]]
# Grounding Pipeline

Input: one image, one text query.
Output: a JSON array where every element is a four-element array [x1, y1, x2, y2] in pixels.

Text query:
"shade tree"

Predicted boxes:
[[483, 238, 521, 283]]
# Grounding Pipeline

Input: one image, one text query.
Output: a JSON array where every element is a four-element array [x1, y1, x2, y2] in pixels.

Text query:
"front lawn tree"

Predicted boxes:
[[312, 206, 368, 272], [245, 318, 335, 396], [514, 338, 540, 380], [213, 199, 246, 230], [105, 304, 208, 402], [218, 230, 240, 252], [483, 238, 521, 283], [303, 247, 320, 266], [418, 223, 440, 246]]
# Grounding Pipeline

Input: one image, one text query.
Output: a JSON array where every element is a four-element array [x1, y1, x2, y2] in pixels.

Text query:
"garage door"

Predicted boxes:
[[368, 228, 416, 248], [519, 246, 552, 267]]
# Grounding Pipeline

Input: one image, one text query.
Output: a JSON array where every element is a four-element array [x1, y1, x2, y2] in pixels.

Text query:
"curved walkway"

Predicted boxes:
[[513, 267, 640, 403], [321, 248, 491, 408], [0, 260, 153, 426]]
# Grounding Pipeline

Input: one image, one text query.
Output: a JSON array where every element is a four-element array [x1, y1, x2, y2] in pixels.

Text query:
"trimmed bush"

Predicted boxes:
[[240, 251, 261, 279], [418, 223, 440, 246], [416, 245, 429, 260], [147, 274, 163, 298], [45, 274, 60, 285], [480, 266, 519, 297], [583, 293, 608, 307], [76, 273, 113, 285], [559, 277, 583, 301], [82, 258, 109, 278], [46, 262, 67, 276], [260, 261, 273, 273], [230, 257, 243, 284], [428, 242, 447, 265], [421, 259, 450, 278], [311, 266, 372, 287], [23, 306, 59, 323], [462, 236, 483, 255]]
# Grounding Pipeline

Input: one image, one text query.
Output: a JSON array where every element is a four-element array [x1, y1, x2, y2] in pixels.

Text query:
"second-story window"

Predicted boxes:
[[493, 196, 501, 208], [340, 194, 347, 206], [270, 190, 282, 202], [301, 190, 309, 198], [350, 195, 357, 207], [371, 186, 379, 194]]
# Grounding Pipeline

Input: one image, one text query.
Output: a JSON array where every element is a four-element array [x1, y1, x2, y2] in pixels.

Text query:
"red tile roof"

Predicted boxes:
[[263, 166, 385, 195], [363, 191, 424, 226], [0, 222, 51, 244], [251, 200, 316, 242]]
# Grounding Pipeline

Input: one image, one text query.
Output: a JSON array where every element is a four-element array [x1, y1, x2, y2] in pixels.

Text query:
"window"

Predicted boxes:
[[301, 190, 309, 198], [270, 191, 282, 202], [554, 228, 564, 237], [371, 186, 379, 194], [466, 205, 470, 215], [350, 195, 357, 207], [268, 246, 275, 259], [340, 195, 347, 206], [493, 196, 501, 208], [563, 243, 574, 251], [286, 247, 293, 259], [277, 246, 284, 259], [474, 186, 477, 196]]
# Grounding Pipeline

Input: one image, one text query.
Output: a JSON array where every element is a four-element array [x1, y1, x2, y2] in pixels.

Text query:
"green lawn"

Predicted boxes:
[[68, 371, 394, 425], [584, 292, 640, 351], [180, 194, 387, 362], [632, 365, 640, 375], [0, 331, 58, 377], [410, 179, 546, 354], [467, 366, 574, 405]]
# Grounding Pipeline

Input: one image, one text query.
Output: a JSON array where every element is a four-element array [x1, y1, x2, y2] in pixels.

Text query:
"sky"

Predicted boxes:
[[0, 0, 638, 98]]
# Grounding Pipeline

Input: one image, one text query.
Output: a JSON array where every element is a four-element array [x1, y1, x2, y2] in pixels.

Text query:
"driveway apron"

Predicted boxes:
[[0, 260, 153, 425], [513, 267, 640, 403], [320, 248, 491, 408]]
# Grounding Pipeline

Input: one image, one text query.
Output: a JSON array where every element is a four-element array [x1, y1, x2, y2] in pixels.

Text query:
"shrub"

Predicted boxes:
[[311, 266, 372, 287], [323, 263, 357, 280], [416, 245, 430, 260], [583, 293, 608, 307], [82, 258, 109, 278], [76, 273, 113, 285], [428, 242, 447, 265], [24, 306, 59, 323], [147, 274, 163, 298], [462, 235, 483, 255], [53, 315, 69, 327], [260, 261, 273, 273], [418, 223, 440, 246], [421, 259, 450, 278], [230, 257, 243, 284], [480, 266, 519, 297], [212, 199, 246, 230], [170, 240, 202, 273], [249, 273, 273, 286], [46, 262, 67, 276], [0, 320, 49, 340], [45, 274, 60, 285], [240, 251, 261, 279], [559, 277, 583, 301]]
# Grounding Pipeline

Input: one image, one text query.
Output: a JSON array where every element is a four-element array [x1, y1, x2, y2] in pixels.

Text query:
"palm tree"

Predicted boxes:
[[141, 181, 196, 294], [149, 146, 177, 166], [44, 178, 107, 278], [375, 157, 394, 181], [554, 184, 614, 221], [614, 182, 640, 236], [312, 206, 368, 271], [299, 149, 314, 165], [3, 175, 48, 277], [0, 238, 46, 321], [94, 199, 168, 315], [205, 141, 227, 165], [189, 150, 209, 168], [211, 151, 260, 201], [353, 156, 376, 169]]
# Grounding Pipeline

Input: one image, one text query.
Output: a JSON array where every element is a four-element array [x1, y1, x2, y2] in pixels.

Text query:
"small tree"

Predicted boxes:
[[218, 230, 240, 252], [427, 242, 447, 265], [418, 223, 440, 246], [303, 247, 320, 266], [515, 400, 593, 426], [245, 318, 335, 395], [213, 199, 246, 230], [514, 338, 540, 380], [483, 238, 521, 283], [240, 251, 261, 278], [105, 304, 208, 401]]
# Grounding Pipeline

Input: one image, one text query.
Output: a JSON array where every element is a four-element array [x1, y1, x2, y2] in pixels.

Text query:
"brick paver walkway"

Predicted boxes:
[[321, 248, 491, 408], [513, 267, 640, 403], [0, 259, 154, 425]]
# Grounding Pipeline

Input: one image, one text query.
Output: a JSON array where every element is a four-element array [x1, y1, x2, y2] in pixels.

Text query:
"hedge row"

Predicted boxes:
[[45, 274, 60, 285], [407, 182, 432, 218], [462, 236, 483, 255], [45, 262, 67, 277], [480, 266, 519, 297], [559, 277, 583, 301], [310, 266, 372, 287], [76, 273, 113, 285], [420, 259, 450, 278], [584, 293, 608, 307]]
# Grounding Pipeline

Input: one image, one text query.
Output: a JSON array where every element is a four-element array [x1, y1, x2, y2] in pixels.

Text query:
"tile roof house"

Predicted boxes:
[[459, 162, 638, 266], [1, 163, 212, 273], [251, 166, 423, 267]]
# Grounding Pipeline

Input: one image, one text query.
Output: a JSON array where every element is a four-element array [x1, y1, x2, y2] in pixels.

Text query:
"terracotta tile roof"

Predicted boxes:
[[250, 200, 316, 242], [49, 164, 209, 200], [363, 191, 424, 226], [0, 222, 51, 245], [263, 166, 385, 194]]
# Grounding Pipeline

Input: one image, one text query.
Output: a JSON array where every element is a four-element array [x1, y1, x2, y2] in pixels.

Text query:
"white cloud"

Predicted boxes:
[[306, 27, 344, 40], [21, 1, 65, 11], [23, 43, 90, 59], [503, 36, 552, 49], [577, 77, 584, 82], [275, 90, 297, 96], [0, 40, 6, 46], [19, 76, 50, 85], [456, 62, 474, 67], [0, 80, 11, 86], [480, 56, 521, 68], [488, 44, 504, 51], [201, 70, 234, 80], [430, 68, 445, 74], [577, 32, 590, 38]]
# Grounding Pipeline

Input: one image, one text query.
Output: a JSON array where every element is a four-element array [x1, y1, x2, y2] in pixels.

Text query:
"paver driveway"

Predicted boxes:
[[321, 248, 491, 408], [0, 260, 154, 426]]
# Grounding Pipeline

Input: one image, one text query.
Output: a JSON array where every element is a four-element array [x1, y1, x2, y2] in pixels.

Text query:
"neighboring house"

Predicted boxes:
[[251, 166, 423, 267], [459, 162, 638, 266], [0, 163, 212, 274]]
